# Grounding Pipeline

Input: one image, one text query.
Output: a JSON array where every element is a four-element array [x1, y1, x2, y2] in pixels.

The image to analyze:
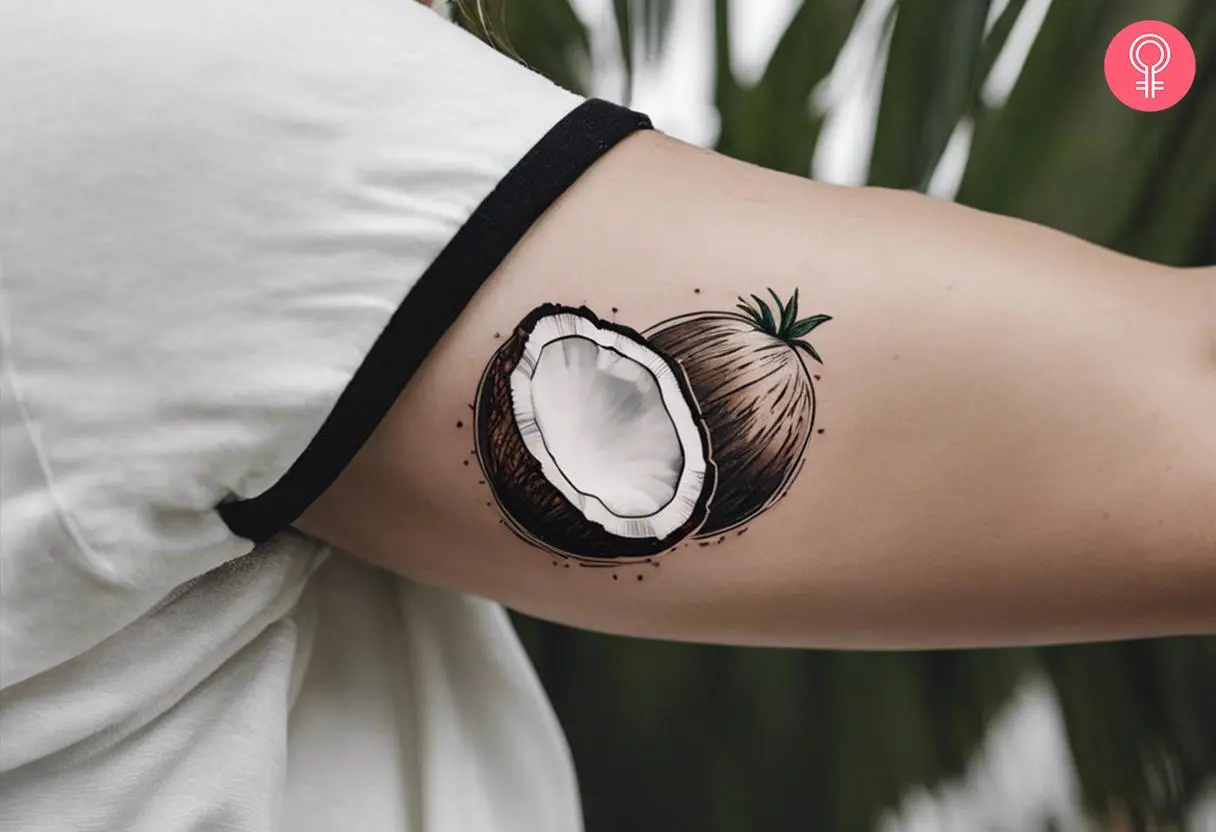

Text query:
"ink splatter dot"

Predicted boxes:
[[717, 535, 726, 543], [463, 460, 469, 466], [814, 375, 821, 381], [485, 502, 492, 507], [477, 480, 485, 485], [817, 428, 825, 434], [637, 574, 644, 581], [456, 420, 463, 428], [693, 288, 701, 294], [611, 307, 619, 313], [698, 541, 710, 547], [737, 528, 749, 536], [493, 333, 501, 339], [612, 574, 619, 580]]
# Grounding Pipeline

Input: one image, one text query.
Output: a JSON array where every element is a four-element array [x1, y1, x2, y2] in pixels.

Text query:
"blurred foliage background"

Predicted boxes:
[[455, 1, 1216, 829]]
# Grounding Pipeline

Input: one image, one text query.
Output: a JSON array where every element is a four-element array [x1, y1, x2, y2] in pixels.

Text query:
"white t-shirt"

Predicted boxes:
[[0, 2, 651, 829]]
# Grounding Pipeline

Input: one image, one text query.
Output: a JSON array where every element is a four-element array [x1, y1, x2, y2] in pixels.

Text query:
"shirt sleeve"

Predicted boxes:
[[0, 0, 652, 592]]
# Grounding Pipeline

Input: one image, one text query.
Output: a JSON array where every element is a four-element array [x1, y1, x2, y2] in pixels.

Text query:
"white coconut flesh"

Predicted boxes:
[[509, 312, 708, 540]]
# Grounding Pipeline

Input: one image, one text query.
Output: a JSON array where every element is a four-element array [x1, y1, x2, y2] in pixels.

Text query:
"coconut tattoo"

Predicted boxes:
[[473, 290, 830, 561]]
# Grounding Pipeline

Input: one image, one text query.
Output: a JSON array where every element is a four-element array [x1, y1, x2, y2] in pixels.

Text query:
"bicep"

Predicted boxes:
[[297, 131, 1216, 648]]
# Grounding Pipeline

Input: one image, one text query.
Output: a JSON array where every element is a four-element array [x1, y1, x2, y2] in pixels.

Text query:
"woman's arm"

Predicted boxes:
[[296, 131, 1216, 649]]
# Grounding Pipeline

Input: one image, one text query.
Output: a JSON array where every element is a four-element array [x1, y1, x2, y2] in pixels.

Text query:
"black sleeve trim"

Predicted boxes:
[[218, 99, 653, 544]]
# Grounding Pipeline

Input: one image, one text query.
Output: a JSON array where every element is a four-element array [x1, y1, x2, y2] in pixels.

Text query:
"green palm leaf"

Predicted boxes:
[[612, 0, 674, 103], [868, 0, 993, 190], [716, 0, 866, 174]]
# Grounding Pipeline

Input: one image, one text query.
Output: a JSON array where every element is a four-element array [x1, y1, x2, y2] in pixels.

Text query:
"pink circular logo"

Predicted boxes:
[[1105, 21, 1195, 111]]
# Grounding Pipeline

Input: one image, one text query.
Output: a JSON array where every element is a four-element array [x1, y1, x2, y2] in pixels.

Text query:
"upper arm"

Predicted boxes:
[[294, 128, 1216, 649]]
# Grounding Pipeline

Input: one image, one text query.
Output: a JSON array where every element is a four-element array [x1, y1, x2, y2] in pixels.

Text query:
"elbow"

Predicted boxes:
[[1204, 268, 1216, 373]]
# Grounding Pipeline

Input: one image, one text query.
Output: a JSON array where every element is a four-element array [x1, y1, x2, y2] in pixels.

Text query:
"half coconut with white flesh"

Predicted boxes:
[[474, 305, 717, 559]]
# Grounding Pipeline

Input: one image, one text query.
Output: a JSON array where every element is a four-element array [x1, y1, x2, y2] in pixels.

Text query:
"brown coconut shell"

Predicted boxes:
[[644, 312, 816, 537], [474, 304, 717, 560]]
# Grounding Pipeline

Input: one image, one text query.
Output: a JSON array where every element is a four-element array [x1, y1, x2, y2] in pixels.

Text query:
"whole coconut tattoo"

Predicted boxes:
[[473, 289, 830, 561]]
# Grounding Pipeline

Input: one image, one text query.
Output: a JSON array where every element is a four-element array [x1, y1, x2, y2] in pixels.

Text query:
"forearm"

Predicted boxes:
[[299, 132, 1216, 649]]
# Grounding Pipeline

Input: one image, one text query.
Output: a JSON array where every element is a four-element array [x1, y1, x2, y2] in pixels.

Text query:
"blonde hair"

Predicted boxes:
[[448, 0, 516, 57]]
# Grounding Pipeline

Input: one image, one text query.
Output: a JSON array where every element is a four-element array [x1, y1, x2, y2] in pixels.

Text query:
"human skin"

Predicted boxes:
[[296, 131, 1216, 650]]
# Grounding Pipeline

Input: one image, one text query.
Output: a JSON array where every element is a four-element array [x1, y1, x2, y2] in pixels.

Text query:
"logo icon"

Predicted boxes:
[[1105, 21, 1195, 111]]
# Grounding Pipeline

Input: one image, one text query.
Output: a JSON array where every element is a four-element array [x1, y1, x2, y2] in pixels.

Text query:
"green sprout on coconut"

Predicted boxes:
[[735, 289, 831, 364]]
